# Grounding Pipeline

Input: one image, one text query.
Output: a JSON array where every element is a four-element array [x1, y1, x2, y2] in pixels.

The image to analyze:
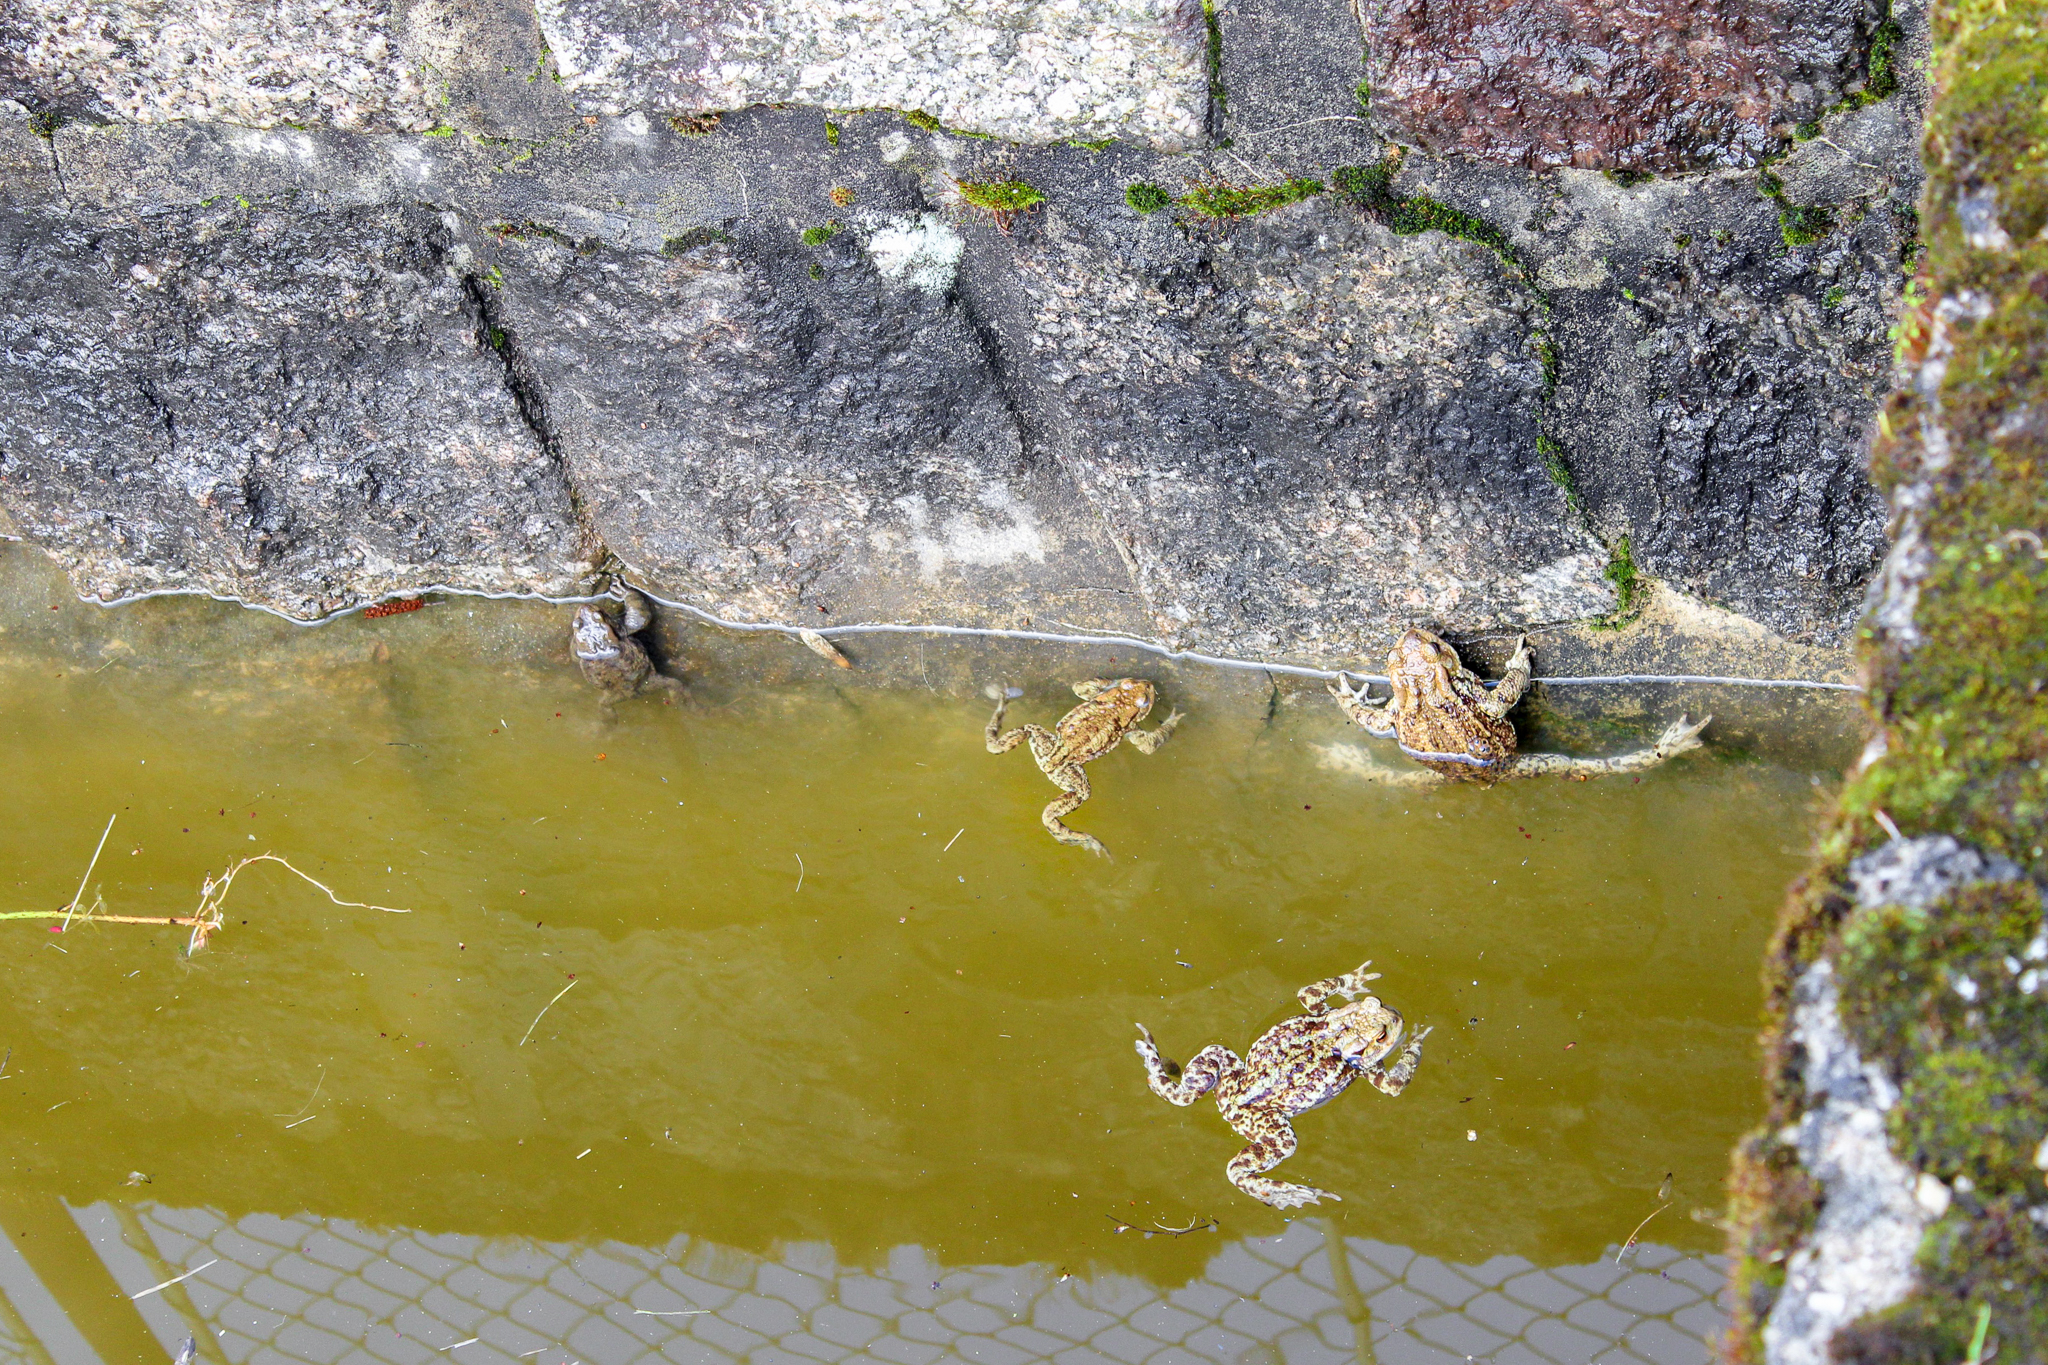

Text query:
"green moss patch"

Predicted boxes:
[[1179, 177, 1323, 219], [800, 223, 840, 246], [1335, 157, 1536, 289], [1124, 183, 1174, 215]]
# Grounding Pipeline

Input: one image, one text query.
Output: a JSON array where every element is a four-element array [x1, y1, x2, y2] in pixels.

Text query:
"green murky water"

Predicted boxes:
[[0, 544, 1853, 1361]]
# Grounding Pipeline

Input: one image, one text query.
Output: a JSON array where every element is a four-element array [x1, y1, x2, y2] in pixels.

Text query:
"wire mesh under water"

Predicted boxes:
[[9, 1201, 1733, 1365]]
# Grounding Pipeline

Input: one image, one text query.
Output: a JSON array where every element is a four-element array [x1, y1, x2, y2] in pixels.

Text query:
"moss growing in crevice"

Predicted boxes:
[[1180, 176, 1323, 218], [955, 178, 1044, 232], [1125, 182, 1174, 215], [1201, 0, 1227, 125], [1334, 155, 1538, 290]]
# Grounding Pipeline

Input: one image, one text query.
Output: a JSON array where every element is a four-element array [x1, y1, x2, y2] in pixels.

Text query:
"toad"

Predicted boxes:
[[1136, 960, 1430, 1208], [985, 678, 1181, 857], [1327, 628, 1708, 783], [571, 583, 684, 712]]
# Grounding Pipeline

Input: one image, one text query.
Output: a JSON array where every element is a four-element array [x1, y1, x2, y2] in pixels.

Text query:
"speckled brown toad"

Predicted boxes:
[[1135, 960, 1430, 1209], [985, 678, 1181, 857], [572, 584, 684, 713], [1327, 628, 1709, 783]]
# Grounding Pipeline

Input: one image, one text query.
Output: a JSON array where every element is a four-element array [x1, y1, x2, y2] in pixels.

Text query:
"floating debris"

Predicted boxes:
[[798, 629, 853, 668], [5, 851, 409, 954], [363, 598, 426, 618]]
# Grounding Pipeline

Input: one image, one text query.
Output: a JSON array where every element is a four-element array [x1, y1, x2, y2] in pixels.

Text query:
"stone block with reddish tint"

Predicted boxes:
[[1359, 0, 1883, 172]]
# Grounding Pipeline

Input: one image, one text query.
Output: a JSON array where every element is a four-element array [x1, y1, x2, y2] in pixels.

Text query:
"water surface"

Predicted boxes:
[[0, 546, 1847, 1362]]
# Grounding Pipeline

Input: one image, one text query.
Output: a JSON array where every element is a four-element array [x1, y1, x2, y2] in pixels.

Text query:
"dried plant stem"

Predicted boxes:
[[60, 814, 116, 930], [518, 978, 579, 1046], [12, 853, 407, 953]]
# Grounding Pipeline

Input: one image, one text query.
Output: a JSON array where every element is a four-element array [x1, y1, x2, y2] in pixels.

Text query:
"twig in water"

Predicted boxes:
[[632, 1309, 709, 1316], [1616, 1174, 1674, 1263], [1107, 1212, 1217, 1237], [519, 978, 580, 1046], [61, 814, 117, 930], [131, 1257, 218, 1300], [943, 829, 963, 852], [283, 1114, 318, 1129], [439, 1340, 479, 1352], [277, 1065, 325, 1118], [794, 853, 804, 893], [5, 854, 408, 954], [0, 1046, 11, 1078]]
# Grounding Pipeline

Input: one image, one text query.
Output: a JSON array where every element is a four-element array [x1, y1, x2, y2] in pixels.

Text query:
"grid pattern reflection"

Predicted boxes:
[[66, 1206, 1732, 1365]]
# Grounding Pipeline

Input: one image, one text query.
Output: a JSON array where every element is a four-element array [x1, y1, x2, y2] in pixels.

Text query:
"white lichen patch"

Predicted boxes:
[[1764, 959, 1930, 1365], [533, 0, 1209, 149], [1766, 837, 2028, 1365], [892, 487, 1048, 580], [1514, 552, 1614, 623], [4, 0, 437, 131], [865, 214, 963, 295]]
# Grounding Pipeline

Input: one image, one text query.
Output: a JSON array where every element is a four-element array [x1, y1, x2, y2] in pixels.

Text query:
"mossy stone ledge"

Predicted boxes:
[[1727, 0, 2048, 1361]]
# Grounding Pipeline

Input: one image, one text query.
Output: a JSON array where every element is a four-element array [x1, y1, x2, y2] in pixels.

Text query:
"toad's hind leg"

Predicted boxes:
[[1297, 961, 1383, 1014], [1040, 765, 1107, 857], [1134, 1026, 1243, 1105], [986, 691, 1040, 754], [1501, 714, 1712, 780], [1225, 1117, 1337, 1209]]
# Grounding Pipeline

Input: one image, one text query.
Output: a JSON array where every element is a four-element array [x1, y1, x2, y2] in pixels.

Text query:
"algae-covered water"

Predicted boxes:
[[0, 544, 1856, 1365]]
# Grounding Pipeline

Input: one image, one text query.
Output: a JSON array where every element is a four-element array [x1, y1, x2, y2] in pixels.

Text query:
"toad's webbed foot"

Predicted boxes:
[[1298, 960, 1382, 1014], [1327, 674, 1398, 738]]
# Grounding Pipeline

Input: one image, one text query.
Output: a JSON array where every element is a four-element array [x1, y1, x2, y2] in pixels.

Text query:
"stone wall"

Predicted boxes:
[[0, 0, 1914, 665]]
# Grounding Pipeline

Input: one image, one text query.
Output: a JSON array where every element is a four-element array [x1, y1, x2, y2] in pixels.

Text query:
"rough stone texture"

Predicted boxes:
[[486, 221, 1141, 626], [1533, 163, 1902, 643], [0, 0, 1927, 660], [1008, 195, 1610, 654], [0, 203, 598, 616], [0, 0, 438, 131], [1358, 0, 1885, 173], [534, 0, 1211, 149]]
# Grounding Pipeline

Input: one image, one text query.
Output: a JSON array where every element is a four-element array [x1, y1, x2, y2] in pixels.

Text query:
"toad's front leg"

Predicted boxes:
[[1040, 763, 1108, 856], [1477, 635, 1533, 720], [1360, 1024, 1432, 1096], [1327, 674, 1398, 738], [1123, 709, 1182, 755], [1224, 1113, 1338, 1208], [1297, 960, 1383, 1014], [986, 690, 1036, 754], [1499, 715, 1711, 780]]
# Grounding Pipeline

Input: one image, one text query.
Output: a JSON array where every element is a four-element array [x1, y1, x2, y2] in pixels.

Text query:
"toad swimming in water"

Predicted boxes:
[[1136, 960, 1430, 1208], [985, 678, 1181, 857], [1326, 628, 1708, 784]]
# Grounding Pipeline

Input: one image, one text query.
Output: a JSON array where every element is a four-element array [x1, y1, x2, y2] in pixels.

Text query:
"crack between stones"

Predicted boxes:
[[453, 265, 612, 579]]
